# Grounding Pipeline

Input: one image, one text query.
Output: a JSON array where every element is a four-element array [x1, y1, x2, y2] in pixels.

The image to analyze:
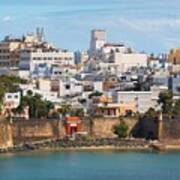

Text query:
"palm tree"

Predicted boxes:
[[58, 103, 72, 119]]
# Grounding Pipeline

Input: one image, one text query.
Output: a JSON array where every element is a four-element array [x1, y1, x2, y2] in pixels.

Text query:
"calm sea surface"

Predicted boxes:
[[0, 151, 180, 180]]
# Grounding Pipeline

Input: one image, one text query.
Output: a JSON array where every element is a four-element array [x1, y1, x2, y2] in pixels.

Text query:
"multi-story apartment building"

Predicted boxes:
[[112, 86, 166, 113], [19, 48, 74, 78], [0, 36, 22, 68], [113, 52, 148, 73], [168, 48, 180, 73], [74, 51, 89, 65], [0, 28, 46, 70], [168, 48, 180, 64], [89, 29, 106, 58]]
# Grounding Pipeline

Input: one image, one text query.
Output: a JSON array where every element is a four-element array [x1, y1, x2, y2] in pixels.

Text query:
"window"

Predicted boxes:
[[65, 84, 70, 89]]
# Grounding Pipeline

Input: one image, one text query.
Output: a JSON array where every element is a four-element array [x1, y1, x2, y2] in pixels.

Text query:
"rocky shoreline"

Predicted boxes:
[[0, 138, 150, 153], [0, 138, 178, 154]]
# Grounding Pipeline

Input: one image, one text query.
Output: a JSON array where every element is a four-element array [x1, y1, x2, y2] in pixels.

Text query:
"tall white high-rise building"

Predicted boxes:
[[89, 29, 106, 58]]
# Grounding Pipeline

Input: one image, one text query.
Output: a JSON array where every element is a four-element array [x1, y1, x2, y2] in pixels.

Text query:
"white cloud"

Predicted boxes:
[[2, 16, 12, 22], [116, 17, 180, 32]]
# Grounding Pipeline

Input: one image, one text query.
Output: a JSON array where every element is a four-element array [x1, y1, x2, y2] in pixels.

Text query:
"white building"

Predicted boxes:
[[4, 92, 21, 109], [101, 43, 127, 60], [19, 48, 74, 78], [20, 79, 60, 103], [89, 29, 106, 58], [93, 81, 103, 92], [113, 86, 166, 113], [113, 52, 148, 72], [59, 79, 83, 97]]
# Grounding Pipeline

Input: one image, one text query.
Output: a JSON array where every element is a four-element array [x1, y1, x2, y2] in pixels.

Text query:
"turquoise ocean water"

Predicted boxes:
[[0, 151, 180, 180], [1, 0, 180, 53]]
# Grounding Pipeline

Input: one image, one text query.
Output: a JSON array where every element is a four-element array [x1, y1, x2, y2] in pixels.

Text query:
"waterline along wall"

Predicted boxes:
[[0, 115, 179, 149], [0, 120, 66, 148], [0, 118, 139, 148]]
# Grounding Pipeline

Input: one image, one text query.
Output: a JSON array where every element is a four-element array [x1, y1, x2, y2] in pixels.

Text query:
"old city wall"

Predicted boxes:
[[159, 115, 180, 143], [0, 121, 13, 148], [91, 118, 138, 138], [0, 117, 140, 148], [12, 120, 66, 144], [1, 115, 179, 148]]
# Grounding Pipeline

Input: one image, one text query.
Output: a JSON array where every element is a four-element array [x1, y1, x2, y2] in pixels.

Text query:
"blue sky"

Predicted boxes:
[[1, 0, 180, 53]]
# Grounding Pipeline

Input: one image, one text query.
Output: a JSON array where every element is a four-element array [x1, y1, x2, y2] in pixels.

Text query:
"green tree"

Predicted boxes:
[[158, 90, 173, 114], [173, 99, 180, 115], [0, 75, 27, 113], [71, 108, 84, 117], [14, 93, 54, 119], [58, 103, 72, 117], [88, 91, 103, 99], [113, 120, 128, 138]]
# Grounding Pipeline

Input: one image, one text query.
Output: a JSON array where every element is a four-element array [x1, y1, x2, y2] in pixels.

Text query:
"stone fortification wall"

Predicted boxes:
[[0, 121, 13, 148], [12, 120, 65, 144], [92, 118, 138, 138], [159, 115, 180, 143]]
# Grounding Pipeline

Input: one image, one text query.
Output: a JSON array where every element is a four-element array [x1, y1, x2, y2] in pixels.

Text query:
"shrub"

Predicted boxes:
[[113, 120, 128, 138]]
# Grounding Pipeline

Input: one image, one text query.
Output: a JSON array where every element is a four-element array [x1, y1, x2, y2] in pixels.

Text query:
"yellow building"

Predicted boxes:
[[168, 48, 180, 64], [168, 48, 180, 73], [94, 95, 136, 117]]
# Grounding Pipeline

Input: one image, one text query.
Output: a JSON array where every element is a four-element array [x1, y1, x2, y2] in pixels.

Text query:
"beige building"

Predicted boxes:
[[168, 48, 180, 64], [0, 32, 45, 69], [168, 48, 180, 73], [0, 37, 22, 68], [113, 52, 148, 72]]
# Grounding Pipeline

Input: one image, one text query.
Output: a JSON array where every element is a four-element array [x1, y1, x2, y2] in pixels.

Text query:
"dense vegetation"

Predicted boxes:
[[88, 91, 103, 99], [14, 90, 54, 119], [0, 75, 27, 111], [58, 103, 84, 118], [113, 120, 129, 138], [158, 90, 180, 115]]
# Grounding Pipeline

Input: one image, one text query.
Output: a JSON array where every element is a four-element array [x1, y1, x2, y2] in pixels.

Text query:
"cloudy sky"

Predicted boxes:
[[1, 0, 180, 53]]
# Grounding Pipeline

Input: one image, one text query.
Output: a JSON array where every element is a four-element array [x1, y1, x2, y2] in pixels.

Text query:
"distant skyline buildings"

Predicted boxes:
[[89, 29, 106, 58], [1, 0, 180, 53]]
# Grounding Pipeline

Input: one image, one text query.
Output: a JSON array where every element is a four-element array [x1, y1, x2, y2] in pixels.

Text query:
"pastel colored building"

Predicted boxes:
[[168, 48, 180, 73], [93, 95, 136, 117], [168, 48, 180, 65]]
